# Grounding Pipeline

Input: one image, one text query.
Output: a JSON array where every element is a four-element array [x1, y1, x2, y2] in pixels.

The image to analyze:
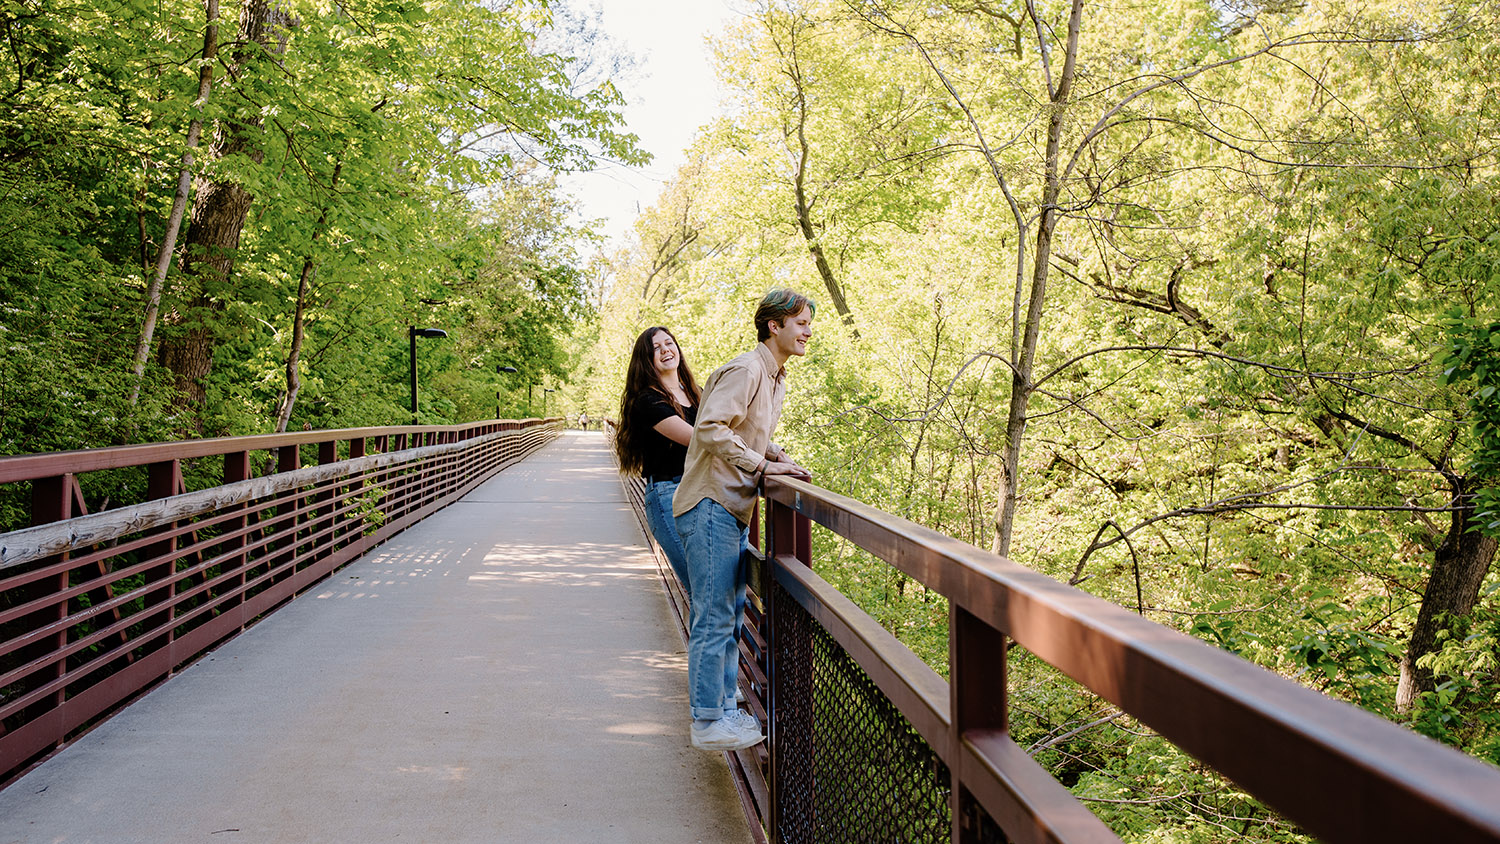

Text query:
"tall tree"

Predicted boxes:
[[156, 0, 291, 413], [719, 1, 953, 336], [129, 0, 221, 404]]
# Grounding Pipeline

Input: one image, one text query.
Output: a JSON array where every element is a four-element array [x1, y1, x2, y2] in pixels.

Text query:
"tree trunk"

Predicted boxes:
[[992, 0, 1085, 558], [273, 258, 313, 433], [157, 0, 292, 416], [774, 9, 858, 335], [1396, 477, 1499, 713], [793, 174, 857, 335], [129, 0, 219, 405], [789, 42, 857, 336], [274, 160, 341, 433]]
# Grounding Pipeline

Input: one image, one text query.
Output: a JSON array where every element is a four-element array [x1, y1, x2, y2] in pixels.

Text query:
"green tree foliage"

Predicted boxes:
[[0, 0, 643, 452], [1445, 313, 1500, 535], [581, 0, 1500, 838]]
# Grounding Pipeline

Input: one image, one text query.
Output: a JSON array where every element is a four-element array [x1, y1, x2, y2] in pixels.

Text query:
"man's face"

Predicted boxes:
[[768, 306, 813, 359]]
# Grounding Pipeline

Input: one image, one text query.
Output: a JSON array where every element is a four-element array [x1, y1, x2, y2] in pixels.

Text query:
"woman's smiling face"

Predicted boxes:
[[651, 330, 680, 376]]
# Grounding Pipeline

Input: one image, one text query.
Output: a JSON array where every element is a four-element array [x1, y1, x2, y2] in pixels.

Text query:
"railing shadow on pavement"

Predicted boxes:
[[0, 418, 563, 785]]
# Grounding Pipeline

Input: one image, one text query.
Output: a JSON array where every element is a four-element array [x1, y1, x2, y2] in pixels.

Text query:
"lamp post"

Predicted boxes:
[[543, 387, 555, 418], [408, 326, 448, 424], [497, 365, 518, 419]]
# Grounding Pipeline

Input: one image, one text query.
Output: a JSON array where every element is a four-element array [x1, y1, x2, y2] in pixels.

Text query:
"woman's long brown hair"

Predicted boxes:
[[615, 327, 702, 476]]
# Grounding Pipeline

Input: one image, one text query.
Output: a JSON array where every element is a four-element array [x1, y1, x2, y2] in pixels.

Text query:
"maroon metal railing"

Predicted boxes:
[[24, 417, 1483, 838], [0, 418, 561, 784], [754, 476, 1500, 844]]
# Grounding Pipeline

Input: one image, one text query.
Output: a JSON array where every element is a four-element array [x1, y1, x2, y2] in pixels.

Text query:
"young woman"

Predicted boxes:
[[616, 327, 701, 596]]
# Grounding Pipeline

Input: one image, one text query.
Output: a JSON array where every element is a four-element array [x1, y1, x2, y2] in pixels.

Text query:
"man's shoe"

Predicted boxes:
[[691, 717, 765, 751], [735, 687, 746, 704], [724, 708, 761, 737]]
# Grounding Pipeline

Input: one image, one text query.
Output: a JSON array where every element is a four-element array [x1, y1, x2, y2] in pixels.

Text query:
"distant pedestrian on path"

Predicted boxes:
[[674, 289, 813, 751], [615, 327, 702, 597]]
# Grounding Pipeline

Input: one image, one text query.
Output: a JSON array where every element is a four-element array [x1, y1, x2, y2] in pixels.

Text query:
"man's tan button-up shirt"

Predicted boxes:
[[672, 343, 785, 525]]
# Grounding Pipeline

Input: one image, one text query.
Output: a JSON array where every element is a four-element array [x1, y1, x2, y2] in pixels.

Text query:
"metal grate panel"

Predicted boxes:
[[773, 580, 951, 843]]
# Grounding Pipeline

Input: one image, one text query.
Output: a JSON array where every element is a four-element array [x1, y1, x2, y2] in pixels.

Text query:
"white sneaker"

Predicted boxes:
[[724, 708, 761, 737], [735, 687, 746, 704], [691, 716, 764, 751]]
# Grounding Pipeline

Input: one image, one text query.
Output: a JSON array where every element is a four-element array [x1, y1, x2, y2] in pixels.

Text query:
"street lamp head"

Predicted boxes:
[[410, 327, 448, 339], [498, 365, 518, 373]]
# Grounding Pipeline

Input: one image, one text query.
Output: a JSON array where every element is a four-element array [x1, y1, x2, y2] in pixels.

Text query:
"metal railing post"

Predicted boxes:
[[26, 475, 75, 737], [223, 451, 252, 627], [141, 460, 184, 652], [951, 606, 1008, 843], [275, 444, 301, 581], [766, 491, 813, 844]]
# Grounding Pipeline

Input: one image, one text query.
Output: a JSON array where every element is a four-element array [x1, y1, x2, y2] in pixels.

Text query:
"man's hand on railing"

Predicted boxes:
[[763, 459, 811, 481]]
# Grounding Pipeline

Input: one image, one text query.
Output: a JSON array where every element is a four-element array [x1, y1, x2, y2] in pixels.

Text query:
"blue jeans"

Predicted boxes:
[[676, 498, 748, 721], [644, 480, 692, 598]]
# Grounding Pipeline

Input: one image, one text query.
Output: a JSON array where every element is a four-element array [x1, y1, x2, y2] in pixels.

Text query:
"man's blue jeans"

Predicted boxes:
[[644, 480, 692, 598], [676, 498, 748, 721]]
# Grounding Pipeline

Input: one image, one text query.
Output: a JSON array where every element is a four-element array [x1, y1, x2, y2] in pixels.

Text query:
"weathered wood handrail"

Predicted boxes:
[[758, 475, 1500, 844], [0, 431, 511, 569], [0, 421, 551, 483]]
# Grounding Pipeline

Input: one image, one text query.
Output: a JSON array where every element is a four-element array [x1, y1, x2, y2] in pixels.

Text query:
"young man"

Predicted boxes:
[[673, 288, 814, 751]]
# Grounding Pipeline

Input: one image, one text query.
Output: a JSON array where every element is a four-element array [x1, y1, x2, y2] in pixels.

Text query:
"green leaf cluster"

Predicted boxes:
[[0, 0, 644, 454], [1444, 313, 1500, 534]]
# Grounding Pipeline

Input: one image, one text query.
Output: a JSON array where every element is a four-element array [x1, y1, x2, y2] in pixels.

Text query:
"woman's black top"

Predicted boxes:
[[631, 389, 697, 482]]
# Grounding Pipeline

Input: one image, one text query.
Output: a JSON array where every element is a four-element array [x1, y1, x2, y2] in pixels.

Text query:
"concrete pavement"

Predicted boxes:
[[0, 431, 753, 844]]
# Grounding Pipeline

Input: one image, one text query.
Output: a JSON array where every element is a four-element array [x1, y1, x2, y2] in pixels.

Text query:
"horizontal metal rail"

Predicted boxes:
[[760, 476, 1500, 844], [0, 419, 561, 784]]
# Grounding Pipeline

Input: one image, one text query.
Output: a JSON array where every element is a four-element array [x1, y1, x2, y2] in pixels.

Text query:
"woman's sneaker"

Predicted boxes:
[[691, 716, 764, 751]]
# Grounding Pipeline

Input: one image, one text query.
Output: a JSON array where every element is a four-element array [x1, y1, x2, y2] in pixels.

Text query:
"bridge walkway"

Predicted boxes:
[[0, 431, 751, 843]]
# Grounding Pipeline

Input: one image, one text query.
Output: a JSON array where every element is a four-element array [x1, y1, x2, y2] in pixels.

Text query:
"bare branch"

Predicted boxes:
[[1027, 709, 1124, 755], [1032, 344, 1428, 393], [1070, 521, 1144, 615], [1081, 462, 1461, 564], [1061, 27, 1453, 185]]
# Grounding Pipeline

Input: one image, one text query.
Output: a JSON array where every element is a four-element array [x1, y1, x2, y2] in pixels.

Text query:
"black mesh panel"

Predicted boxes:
[[772, 579, 952, 843]]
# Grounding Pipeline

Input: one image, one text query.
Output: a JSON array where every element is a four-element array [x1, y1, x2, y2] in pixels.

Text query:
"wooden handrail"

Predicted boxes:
[[0, 418, 563, 483], [0, 432, 514, 570]]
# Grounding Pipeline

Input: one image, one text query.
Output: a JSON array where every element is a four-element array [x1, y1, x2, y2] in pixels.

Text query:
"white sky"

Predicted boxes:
[[561, 0, 741, 247]]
